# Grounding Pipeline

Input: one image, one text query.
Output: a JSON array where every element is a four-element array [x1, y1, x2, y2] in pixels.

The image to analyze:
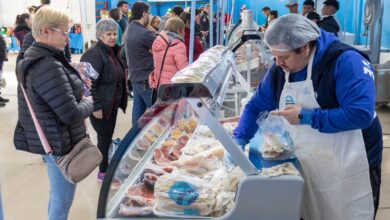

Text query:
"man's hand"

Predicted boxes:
[[271, 105, 302, 125], [93, 109, 103, 119]]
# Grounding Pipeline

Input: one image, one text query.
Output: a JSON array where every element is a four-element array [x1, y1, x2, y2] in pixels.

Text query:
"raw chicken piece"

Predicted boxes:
[[261, 162, 300, 177]]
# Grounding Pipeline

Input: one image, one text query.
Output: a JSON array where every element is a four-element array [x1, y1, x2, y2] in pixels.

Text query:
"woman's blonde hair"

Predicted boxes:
[[164, 17, 185, 34], [32, 6, 70, 40]]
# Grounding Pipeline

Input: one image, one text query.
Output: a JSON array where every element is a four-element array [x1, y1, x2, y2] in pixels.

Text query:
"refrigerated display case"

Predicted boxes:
[[97, 46, 304, 220]]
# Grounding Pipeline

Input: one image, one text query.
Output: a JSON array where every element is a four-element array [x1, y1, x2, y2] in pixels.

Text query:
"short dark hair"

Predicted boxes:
[[262, 7, 270, 11], [117, 1, 128, 8], [303, 0, 315, 7], [130, 2, 150, 20], [307, 11, 321, 21], [323, 0, 339, 11], [172, 5, 184, 16], [269, 10, 278, 18], [195, 9, 202, 16], [180, 11, 191, 24]]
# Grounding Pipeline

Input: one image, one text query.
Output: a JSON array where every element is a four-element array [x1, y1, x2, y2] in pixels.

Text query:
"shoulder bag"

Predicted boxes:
[[21, 85, 102, 184]]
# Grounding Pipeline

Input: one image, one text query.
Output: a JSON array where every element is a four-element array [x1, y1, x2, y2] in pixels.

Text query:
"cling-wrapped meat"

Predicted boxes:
[[154, 171, 215, 216], [119, 183, 155, 216]]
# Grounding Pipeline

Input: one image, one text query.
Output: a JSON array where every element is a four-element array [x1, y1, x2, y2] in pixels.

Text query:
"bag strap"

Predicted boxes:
[[156, 34, 173, 89], [20, 85, 53, 154]]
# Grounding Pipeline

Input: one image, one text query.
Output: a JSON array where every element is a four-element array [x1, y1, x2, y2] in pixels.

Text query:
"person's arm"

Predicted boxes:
[[142, 29, 157, 49], [233, 67, 278, 143], [300, 51, 375, 132], [80, 49, 104, 112], [32, 63, 93, 124], [173, 43, 188, 71]]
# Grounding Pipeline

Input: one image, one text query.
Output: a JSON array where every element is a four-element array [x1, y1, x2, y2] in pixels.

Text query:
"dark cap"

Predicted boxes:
[[303, 0, 314, 7], [323, 0, 339, 11]]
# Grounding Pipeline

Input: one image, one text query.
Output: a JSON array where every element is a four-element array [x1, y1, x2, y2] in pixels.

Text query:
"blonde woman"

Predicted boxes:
[[14, 6, 93, 220], [150, 17, 188, 92]]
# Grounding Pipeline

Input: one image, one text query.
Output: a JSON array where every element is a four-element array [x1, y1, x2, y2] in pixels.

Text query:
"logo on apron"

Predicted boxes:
[[285, 96, 295, 105]]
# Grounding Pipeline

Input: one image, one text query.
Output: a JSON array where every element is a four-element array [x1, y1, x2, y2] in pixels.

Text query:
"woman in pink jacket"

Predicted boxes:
[[149, 17, 188, 89]]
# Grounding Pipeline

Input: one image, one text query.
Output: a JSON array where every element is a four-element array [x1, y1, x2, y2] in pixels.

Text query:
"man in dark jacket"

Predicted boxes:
[[117, 1, 129, 33], [125, 2, 156, 125], [318, 0, 340, 36]]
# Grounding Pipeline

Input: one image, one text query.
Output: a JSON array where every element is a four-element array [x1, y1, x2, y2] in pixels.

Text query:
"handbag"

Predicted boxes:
[[151, 34, 172, 104], [21, 85, 102, 184]]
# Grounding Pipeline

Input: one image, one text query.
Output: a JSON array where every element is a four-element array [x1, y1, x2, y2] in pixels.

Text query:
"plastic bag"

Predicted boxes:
[[154, 170, 215, 216], [257, 112, 295, 160], [70, 62, 99, 96]]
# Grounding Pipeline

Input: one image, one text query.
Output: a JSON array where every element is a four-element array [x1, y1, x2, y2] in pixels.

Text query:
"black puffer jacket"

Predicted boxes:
[[0, 34, 6, 62], [80, 40, 127, 118], [14, 42, 93, 156]]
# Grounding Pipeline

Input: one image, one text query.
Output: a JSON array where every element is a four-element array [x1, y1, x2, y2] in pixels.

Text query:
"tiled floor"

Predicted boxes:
[[0, 53, 389, 219]]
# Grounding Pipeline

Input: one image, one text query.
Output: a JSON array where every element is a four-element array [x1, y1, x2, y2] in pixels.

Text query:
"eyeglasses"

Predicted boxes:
[[49, 27, 69, 36]]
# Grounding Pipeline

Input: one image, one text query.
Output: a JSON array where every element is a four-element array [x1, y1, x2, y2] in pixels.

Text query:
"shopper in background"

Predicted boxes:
[[267, 10, 278, 26], [171, 5, 184, 17], [0, 34, 8, 107], [158, 9, 173, 32], [286, 0, 299, 14], [125, 1, 156, 125], [302, 0, 315, 17], [149, 16, 161, 32], [14, 7, 93, 220], [199, 4, 210, 47], [233, 14, 382, 219], [81, 18, 128, 183], [159, 5, 183, 32], [260, 6, 270, 32], [14, 13, 33, 46], [180, 12, 204, 61], [117, 1, 129, 33], [28, 6, 38, 15], [150, 17, 188, 94], [108, 8, 123, 46], [318, 0, 340, 36]]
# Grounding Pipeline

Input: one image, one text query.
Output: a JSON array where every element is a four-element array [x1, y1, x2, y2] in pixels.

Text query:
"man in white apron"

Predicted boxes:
[[233, 14, 382, 220]]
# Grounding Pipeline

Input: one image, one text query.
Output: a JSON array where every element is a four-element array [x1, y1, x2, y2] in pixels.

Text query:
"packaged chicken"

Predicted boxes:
[[257, 113, 295, 160], [154, 171, 215, 217]]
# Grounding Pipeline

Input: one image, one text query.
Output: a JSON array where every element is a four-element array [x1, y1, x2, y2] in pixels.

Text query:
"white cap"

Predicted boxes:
[[286, 0, 299, 6]]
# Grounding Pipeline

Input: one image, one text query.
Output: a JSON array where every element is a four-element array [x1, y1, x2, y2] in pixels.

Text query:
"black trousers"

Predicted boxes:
[[370, 165, 382, 219], [90, 109, 118, 173]]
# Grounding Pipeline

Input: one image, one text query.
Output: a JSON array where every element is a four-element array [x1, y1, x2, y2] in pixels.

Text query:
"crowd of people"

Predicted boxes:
[[1, 0, 382, 220], [260, 0, 340, 36]]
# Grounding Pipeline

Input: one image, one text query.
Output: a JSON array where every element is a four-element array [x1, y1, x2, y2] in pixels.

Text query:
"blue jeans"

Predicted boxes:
[[132, 82, 153, 125], [43, 155, 76, 220]]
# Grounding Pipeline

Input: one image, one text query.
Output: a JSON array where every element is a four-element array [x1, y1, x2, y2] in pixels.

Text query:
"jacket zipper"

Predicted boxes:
[[106, 49, 118, 119]]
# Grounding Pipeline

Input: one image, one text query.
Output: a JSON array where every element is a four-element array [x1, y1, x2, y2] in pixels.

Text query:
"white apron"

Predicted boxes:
[[279, 46, 374, 220]]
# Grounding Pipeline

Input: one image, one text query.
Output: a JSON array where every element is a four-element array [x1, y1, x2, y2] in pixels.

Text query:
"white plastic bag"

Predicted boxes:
[[257, 112, 295, 160]]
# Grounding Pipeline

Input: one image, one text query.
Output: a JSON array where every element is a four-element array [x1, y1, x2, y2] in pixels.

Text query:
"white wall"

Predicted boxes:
[[0, 0, 96, 49]]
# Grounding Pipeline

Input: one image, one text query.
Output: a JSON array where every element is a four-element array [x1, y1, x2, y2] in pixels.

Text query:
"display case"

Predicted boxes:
[[97, 46, 304, 220]]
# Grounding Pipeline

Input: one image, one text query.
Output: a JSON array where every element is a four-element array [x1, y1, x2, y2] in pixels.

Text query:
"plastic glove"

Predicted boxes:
[[223, 137, 247, 169]]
